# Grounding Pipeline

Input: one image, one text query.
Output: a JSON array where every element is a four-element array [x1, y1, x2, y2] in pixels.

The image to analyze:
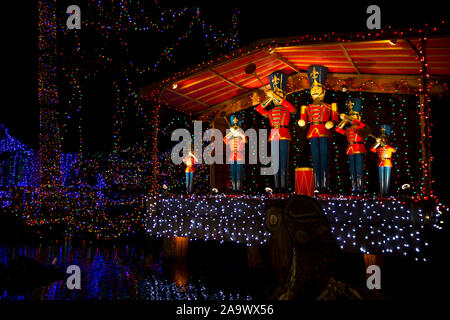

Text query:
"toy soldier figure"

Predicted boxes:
[[256, 71, 296, 192], [298, 65, 338, 192], [370, 124, 396, 195], [335, 98, 367, 193], [223, 115, 246, 192], [183, 149, 198, 193]]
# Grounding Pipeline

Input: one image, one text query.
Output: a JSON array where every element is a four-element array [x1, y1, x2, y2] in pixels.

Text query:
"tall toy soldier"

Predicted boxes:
[[370, 124, 396, 195], [298, 65, 338, 192], [223, 115, 247, 192], [335, 98, 367, 193], [183, 148, 198, 194], [256, 71, 296, 192]]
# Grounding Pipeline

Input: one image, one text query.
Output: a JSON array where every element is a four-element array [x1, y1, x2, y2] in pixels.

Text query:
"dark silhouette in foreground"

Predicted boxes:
[[265, 195, 383, 300]]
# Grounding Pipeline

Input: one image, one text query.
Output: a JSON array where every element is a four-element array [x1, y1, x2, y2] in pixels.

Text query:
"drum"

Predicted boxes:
[[295, 167, 314, 197]]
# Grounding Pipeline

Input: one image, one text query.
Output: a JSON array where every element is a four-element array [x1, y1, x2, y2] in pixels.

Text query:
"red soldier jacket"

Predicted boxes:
[[183, 156, 195, 172], [300, 102, 339, 139], [223, 133, 246, 162], [335, 119, 367, 155], [370, 144, 396, 167], [256, 99, 296, 141]]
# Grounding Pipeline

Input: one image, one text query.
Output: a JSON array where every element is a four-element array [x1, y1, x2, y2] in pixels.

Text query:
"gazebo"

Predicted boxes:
[[142, 29, 448, 262], [141, 31, 449, 196]]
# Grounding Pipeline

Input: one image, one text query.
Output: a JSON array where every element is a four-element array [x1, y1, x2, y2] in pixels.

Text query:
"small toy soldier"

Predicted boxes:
[[223, 115, 247, 192], [256, 71, 296, 192], [298, 65, 338, 192], [183, 149, 198, 193], [370, 124, 396, 195], [335, 98, 367, 193]]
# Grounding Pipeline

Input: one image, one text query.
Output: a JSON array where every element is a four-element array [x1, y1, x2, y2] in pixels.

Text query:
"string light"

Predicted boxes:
[[146, 194, 443, 261]]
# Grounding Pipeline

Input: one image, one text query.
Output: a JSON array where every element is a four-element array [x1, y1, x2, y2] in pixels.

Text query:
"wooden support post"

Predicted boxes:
[[421, 36, 432, 197], [210, 162, 216, 191], [419, 93, 432, 197], [163, 236, 189, 260], [407, 37, 433, 197], [171, 261, 189, 288], [363, 253, 384, 280], [152, 100, 160, 189]]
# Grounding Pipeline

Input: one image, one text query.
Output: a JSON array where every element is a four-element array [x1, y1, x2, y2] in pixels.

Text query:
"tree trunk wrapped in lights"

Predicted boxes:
[[38, 0, 63, 193]]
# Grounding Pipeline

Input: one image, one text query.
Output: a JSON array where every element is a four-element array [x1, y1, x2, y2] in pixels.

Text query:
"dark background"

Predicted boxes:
[[1, 0, 449, 200]]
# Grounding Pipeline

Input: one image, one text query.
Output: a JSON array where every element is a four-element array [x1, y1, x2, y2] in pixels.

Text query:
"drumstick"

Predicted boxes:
[[223, 116, 232, 128], [245, 63, 266, 87]]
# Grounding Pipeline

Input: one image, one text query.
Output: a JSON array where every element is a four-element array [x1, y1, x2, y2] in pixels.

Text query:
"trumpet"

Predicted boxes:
[[369, 134, 387, 148]]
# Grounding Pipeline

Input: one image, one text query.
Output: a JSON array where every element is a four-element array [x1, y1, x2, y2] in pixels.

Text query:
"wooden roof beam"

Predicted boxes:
[[194, 72, 447, 118], [340, 44, 361, 74], [194, 84, 271, 117], [164, 87, 210, 108], [207, 69, 248, 91], [179, 55, 274, 95], [267, 49, 302, 73]]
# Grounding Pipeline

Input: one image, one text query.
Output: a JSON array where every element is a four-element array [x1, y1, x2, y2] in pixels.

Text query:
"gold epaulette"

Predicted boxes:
[[301, 105, 307, 114], [331, 102, 338, 112]]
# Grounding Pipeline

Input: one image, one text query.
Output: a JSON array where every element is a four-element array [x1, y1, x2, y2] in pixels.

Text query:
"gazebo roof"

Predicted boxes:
[[142, 32, 450, 117]]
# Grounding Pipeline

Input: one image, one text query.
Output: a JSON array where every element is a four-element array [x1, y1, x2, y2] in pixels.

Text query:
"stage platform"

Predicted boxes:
[[146, 193, 444, 261]]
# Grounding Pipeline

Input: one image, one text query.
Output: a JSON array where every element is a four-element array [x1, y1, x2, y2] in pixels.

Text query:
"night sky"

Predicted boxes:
[[2, 0, 449, 196]]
